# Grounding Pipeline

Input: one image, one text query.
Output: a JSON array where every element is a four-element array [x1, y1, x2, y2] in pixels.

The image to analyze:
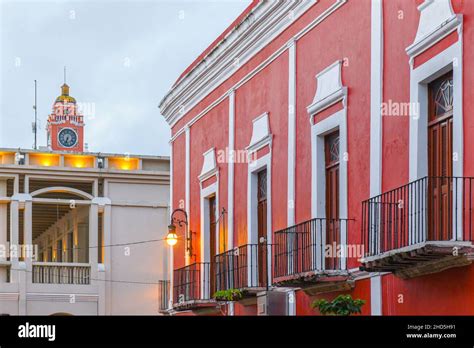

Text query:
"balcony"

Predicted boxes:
[[273, 218, 352, 295], [32, 262, 91, 285], [215, 244, 270, 299], [173, 262, 216, 311], [361, 176, 474, 278]]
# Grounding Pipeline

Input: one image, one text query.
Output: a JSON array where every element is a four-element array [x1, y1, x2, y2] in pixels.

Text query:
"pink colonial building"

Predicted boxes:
[[159, 0, 474, 316]]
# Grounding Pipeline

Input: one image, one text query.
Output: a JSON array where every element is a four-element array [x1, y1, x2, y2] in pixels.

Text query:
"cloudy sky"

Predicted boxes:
[[0, 0, 250, 156]]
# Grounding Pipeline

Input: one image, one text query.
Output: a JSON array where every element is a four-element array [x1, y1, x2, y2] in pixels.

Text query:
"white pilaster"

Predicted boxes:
[[169, 141, 174, 308], [227, 90, 235, 249], [287, 39, 296, 227], [185, 126, 191, 265], [370, 0, 384, 316], [370, 0, 383, 197], [370, 274, 382, 315]]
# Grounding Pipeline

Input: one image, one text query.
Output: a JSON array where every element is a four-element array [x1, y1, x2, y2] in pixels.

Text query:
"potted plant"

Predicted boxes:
[[312, 294, 365, 316], [212, 289, 243, 302]]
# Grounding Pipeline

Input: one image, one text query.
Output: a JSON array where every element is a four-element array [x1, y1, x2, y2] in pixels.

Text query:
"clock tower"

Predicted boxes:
[[47, 83, 85, 152]]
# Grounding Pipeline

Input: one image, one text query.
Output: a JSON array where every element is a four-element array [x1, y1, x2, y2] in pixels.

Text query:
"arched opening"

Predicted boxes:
[[31, 187, 94, 285]]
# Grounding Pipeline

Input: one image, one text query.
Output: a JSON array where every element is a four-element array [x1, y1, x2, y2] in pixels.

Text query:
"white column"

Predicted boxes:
[[73, 210, 79, 263], [9, 200, 19, 283], [0, 180, 8, 281], [103, 203, 112, 315], [23, 201, 33, 277], [89, 203, 99, 282], [97, 263, 106, 315], [227, 90, 235, 249], [287, 39, 296, 227]]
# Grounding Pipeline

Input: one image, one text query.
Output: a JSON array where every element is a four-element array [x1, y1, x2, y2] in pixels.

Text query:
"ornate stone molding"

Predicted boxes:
[[307, 60, 347, 118], [406, 0, 462, 58], [198, 148, 218, 182], [246, 112, 272, 152]]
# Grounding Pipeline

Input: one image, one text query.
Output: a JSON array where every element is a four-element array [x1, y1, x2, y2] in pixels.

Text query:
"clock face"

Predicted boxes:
[[58, 128, 78, 148]]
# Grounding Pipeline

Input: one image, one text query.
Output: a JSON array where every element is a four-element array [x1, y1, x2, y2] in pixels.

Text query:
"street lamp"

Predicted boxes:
[[165, 224, 178, 246], [166, 209, 192, 256]]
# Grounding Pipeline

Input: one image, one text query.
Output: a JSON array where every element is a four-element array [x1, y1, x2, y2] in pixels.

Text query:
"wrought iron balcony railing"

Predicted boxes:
[[273, 218, 350, 281], [215, 243, 271, 292], [173, 262, 212, 306], [361, 176, 474, 257]]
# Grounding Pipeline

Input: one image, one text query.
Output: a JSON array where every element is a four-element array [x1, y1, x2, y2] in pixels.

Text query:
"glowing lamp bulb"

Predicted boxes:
[[166, 224, 178, 246]]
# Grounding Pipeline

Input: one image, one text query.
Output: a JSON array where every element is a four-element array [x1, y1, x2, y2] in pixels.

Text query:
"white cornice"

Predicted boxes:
[[159, 0, 317, 127]]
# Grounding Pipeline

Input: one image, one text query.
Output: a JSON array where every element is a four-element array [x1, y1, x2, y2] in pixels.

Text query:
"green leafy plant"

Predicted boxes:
[[212, 289, 243, 302], [311, 294, 365, 316]]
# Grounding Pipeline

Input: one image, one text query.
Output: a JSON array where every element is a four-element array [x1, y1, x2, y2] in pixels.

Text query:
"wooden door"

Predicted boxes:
[[325, 131, 340, 269], [428, 72, 453, 241], [209, 196, 217, 294], [257, 169, 267, 287]]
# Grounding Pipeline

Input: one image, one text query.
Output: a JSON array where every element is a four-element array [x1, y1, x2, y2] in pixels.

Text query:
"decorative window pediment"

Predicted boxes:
[[307, 60, 347, 117], [199, 148, 218, 182], [406, 0, 461, 58], [246, 112, 272, 152]]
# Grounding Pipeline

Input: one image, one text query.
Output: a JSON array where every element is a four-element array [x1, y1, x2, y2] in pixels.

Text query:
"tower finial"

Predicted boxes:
[[64, 66, 67, 84]]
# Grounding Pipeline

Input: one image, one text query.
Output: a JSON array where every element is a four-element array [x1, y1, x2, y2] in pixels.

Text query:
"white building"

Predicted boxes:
[[0, 149, 170, 315]]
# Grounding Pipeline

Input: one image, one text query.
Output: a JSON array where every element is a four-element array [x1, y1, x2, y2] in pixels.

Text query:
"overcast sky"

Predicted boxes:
[[0, 0, 250, 156]]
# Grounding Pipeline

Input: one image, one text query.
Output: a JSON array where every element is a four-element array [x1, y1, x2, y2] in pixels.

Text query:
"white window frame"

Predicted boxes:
[[408, 29, 463, 241], [200, 181, 218, 299], [247, 152, 272, 287], [310, 109, 348, 270]]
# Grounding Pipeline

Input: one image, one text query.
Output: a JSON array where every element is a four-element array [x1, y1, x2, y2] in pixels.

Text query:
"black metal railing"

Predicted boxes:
[[173, 262, 211, 305], [158, 280, 170, 311], [215, 243, 271, 292], [362, 176, 474, 257], [273, 218, 350, 280]]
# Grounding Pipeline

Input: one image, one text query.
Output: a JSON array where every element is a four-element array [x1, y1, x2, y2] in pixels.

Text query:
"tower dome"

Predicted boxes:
[[55, 83, 76, 103]]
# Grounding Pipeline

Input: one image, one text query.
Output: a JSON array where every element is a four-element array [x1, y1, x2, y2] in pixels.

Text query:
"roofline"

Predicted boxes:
[[0, 148, 169, 161], [158, 0, 265, 111], [158, 0, 316, 127], [170, 0, 260, 88]]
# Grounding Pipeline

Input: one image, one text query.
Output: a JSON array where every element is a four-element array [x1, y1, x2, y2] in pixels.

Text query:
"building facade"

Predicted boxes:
[[0, 149, 170, 315], [160, 0, 474, 315], [1, 81, 171, 315]]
